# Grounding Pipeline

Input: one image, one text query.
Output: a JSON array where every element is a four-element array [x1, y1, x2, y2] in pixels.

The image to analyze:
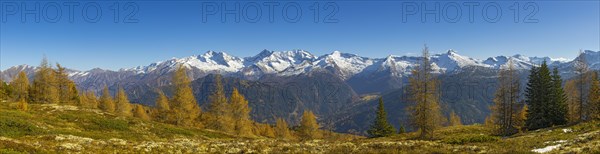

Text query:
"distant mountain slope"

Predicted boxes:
[[329, 66, 531, 134], [127, 71, 358, 125], [1, 49, 598, 132]]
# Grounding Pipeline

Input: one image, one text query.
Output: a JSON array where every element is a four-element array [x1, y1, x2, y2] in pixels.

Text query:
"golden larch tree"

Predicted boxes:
[[256, 123, 275, 138], [407, 45, 444, 139], [230, 88, 253, 136], [0, 79, 7, 101], [513, 104, 528, 132], [565, 79, 581, 123], [31, 57, 59, 104], [99, 85, 115, 113], [588, 72, 600, 119], [78, 91, 89, 107], [449, 111, 462, 126], [55, 63, 79, 104], [115, 87, 132, 117], [17, 98, 28, 111], [170, 65, 201, 126], [10, 71, 29, 101], [206, 74, 234, 132], [574, 50, 590, 121], [491, 60, 521, 136], [85, 90, 98, 109], [134, 104, 151, 121], [154, 89, 171, 123], [274, 117, 292, 140], [299, 110, 320, 140]]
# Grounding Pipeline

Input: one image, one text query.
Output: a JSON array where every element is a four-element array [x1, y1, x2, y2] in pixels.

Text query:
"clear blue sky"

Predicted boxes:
[[1, 1, 599, 71]]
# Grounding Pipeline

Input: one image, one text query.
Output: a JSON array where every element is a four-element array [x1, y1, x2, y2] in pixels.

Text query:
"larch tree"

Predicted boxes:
[[574, 50, 590, 121], [134, 104, 151, 121], [78, 91, 89, 107], [154, 89, 171, 123], [257, 124, 275, 138], [514, 104, 528, 132], [31, 57, 59, 104], [588, 71, 600, 120], [274, 117, 292, 139], [170, 65, 201, 126], [230, 88, 253, 136], [55, 63, 79, 104], [407, 45, 444, 139], [206, 74, 233, 132], [17, 98, 28, 111], [449, 111, 463, 126], [367, 97, 396, 138], [0, 80, 7, 101], [115, 87, 132, 117], [99, 85, 115, 113], [10, 71, 29, 101], [491, 60, 521, 136], [565, 79, 581, 123], [299, 110, 320, 140], [85, 90, 98, 109]]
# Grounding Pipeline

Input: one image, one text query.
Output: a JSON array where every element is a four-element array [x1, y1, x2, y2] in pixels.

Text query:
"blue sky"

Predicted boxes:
[[1, 1, 599, 71]]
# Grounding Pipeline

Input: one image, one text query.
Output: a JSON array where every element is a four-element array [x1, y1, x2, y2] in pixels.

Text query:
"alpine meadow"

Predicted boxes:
[[1, 0, 599, 153]]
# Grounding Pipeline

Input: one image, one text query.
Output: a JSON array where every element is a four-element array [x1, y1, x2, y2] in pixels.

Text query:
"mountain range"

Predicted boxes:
[[1, 49, 599, 134], [2, 49, 598, 93]]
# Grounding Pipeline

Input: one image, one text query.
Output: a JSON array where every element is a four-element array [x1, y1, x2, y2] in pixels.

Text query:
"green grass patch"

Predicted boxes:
[[0, 140, 42, 154], [442, 134, 499, 144], [83, 118, 129, 131], [149, 124, 196, 138], [0, 111, 44, 137]]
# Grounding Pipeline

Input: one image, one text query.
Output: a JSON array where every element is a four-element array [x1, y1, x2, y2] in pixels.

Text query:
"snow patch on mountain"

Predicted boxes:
[[244, 50, 317, 75], [3, 50, 599, 82], [314, 51, 374, 79]]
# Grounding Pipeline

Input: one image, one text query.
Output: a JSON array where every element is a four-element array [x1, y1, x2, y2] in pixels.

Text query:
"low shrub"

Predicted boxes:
[[83, 118, 129, 131], [443, 134, 499, 144], [0, 112, 43, 137]]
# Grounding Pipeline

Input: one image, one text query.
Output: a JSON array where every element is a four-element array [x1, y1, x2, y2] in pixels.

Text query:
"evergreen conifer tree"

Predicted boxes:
[[398, 125, 406, 134], [549, 68, 568, 125], [526, 61, 567, 130], [367, 97, 396, 137]]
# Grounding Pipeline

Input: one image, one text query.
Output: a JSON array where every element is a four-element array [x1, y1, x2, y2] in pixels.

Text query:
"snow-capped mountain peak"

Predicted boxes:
[[3, 49, 598, 83], [431, 50, 489, 72]]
